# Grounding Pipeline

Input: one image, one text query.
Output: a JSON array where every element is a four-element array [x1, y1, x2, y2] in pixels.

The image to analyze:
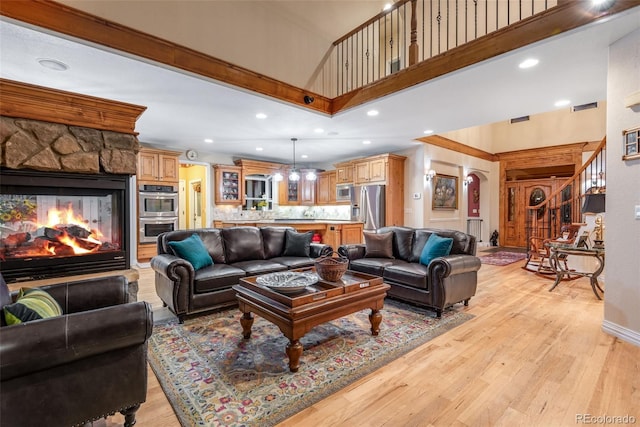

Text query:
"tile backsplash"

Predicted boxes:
[[212, 205, 350, 221]]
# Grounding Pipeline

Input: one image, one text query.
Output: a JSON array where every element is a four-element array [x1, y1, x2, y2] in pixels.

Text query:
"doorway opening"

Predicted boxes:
[[178, 163, 208, 230]]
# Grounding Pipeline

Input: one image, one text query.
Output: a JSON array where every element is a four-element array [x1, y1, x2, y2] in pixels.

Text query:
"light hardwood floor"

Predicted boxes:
[[106, 255, 640, 426]]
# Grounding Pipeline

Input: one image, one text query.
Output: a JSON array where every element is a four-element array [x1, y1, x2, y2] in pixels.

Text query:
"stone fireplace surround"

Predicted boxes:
[[0, 115, 139, 174], [0, 78, 146, 287]]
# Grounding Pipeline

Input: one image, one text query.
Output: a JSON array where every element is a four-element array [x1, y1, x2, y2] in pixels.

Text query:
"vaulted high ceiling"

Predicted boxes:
[[1, 1, 639, 166]]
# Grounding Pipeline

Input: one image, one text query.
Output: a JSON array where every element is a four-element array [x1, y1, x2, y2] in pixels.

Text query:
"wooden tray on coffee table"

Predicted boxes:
[[239, 268, 383, 307]]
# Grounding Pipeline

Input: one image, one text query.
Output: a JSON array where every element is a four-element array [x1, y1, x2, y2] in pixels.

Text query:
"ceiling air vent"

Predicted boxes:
[[510, 115, 530, 124], [572, 102, 598, 112]]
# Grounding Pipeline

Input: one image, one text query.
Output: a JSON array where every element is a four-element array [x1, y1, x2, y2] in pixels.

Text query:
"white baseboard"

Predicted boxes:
[[602, 320, 640, 347]]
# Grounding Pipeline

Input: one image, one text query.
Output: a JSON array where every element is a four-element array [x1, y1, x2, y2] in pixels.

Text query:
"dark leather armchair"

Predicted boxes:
[[0, 275, 153, 427]]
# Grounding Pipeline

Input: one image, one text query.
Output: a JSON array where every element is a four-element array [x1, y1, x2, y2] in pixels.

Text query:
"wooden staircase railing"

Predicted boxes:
[[328, 0, 559, 97], [524, 136, 606, 250]]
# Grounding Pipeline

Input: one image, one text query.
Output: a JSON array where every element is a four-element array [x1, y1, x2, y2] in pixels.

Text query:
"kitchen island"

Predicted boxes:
[[212, 219, 364, 249]]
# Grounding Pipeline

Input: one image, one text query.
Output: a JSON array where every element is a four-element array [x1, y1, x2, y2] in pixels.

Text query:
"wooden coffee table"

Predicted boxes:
[[233, 269, 390, 372]]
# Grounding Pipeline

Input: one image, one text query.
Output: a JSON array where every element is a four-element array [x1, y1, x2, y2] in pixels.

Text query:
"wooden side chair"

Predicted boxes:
[[523, 224, 582, 275]]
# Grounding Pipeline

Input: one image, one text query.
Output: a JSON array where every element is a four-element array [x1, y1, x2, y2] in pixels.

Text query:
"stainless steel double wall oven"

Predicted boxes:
[[138, 184, 178, 244]]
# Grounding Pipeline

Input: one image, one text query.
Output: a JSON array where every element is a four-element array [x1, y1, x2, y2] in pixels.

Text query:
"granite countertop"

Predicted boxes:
[[218, 219, 362, 224]]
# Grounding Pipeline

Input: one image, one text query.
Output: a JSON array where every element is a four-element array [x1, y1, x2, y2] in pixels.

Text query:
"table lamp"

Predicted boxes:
[[582, 193, 605, 249]]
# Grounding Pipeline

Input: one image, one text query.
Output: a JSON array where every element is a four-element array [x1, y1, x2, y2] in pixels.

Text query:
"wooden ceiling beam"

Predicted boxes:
[[0, 0, 331, 115], [418, 135, 498, 162]]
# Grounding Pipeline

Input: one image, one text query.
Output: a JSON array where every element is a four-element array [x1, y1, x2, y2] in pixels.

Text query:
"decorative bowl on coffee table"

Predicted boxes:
[[256, 271, 318, 294]]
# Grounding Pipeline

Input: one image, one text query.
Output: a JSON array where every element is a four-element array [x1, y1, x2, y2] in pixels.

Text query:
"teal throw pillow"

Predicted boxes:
[[419, 234, 453, 266], [3, 287, 63, 325], [168, 233, 214, 270]]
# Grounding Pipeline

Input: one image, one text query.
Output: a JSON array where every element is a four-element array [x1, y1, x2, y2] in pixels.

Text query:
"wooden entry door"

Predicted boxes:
[[503, 180, 554, 247]]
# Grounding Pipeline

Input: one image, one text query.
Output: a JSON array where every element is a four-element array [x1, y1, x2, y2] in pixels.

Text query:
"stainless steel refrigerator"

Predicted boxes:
[[351, 184, 385, 230]]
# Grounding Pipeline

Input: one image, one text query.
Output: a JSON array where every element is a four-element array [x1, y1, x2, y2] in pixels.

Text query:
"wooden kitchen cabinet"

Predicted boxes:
[[316, 171, 337, 205], [335, 161, 354, 184], [278, 173, 316, 206], [279, 177, 299, 205], [300, 174, 316, 205], [340, 223, 364, 244], [322, 222, 363, 250], [354, 156, 386, 184], [352, 153, 406, 226], [213, 165, 243, 205], [137, 148, 179, 183]]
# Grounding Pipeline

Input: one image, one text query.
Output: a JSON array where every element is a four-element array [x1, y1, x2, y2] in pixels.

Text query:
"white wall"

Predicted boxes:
[[58, 1, 381, 91], [443, 102, 606, 153], [400, 144, 498, 241], [602, 29, 640, 346]]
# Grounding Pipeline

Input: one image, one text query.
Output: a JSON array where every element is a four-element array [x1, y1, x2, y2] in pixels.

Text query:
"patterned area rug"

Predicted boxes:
[[479, 251, 528, 266], [148, 300, 473, 426]]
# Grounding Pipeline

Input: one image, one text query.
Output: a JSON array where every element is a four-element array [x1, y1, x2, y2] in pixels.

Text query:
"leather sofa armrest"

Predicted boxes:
[[151, 253, 195, 281], [0, 301, 153, 381], [40, 275, 130, 314], [311, 243, 333, 258], [338, 244, 366, 260], [429, 254, 481, 278]]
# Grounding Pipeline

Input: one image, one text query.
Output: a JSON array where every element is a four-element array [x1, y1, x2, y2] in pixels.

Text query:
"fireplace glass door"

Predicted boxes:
[[1, 193, 121, 259], [0, 169, 129, 282]]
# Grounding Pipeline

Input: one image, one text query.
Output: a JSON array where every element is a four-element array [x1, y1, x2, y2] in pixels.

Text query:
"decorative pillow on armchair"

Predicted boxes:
[[3, 287, 63, 325], [168, 233, 214, 270], [419, 233, 453, 266], [364, 231, 394, 258], [282, 230, 313, 257]]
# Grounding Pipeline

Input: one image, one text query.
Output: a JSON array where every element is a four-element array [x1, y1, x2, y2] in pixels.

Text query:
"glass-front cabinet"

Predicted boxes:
[[213, 165, 242, 205], [278, 176, 299, 205]]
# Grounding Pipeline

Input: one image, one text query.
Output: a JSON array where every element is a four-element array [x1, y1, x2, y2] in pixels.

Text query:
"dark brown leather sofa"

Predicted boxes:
[[151, 226, 333, 322], [0, 275, 153, 427], [339, 226, 481, 317]]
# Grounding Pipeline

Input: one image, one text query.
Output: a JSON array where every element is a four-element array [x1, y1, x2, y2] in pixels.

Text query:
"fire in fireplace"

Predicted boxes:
[[0, 168, 130, 282]]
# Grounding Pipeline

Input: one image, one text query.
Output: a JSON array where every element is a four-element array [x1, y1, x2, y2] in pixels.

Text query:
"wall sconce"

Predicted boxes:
[[425, 169, 436, 181], [463, 175, 474, 186]]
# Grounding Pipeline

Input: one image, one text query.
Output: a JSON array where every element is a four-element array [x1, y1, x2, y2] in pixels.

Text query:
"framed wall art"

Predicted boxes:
[[432, 174, 458, 210], [622, 126, 640, 161]]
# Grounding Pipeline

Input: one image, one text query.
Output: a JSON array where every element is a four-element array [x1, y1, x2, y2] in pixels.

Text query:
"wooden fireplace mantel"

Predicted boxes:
[[0, 78, 147, 134]]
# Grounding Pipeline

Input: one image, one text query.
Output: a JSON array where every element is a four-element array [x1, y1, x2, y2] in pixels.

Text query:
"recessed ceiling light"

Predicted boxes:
[[592, 0, 613, 8], [37, 58, 69, 71], [301, 154, 308, 159], [314, 128, 324, 133], [256, 147, 263, 151], [367, 110, 379, 117], [519, 58, 539, 69], [363, 140, 371, 145], [423, 129, 434, 135], [204, 138, 213, 143], [555, 99, 571, 107], [256, 113, 267, 119]]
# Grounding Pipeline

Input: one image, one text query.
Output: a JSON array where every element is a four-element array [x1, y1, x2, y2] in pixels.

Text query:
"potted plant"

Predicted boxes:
[[257, 200, 268, 210]]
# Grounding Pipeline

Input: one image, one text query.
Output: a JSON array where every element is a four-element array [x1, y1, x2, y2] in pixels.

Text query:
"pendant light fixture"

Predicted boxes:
[[285, 138, 316, 181], [289, 138, 300, 182]]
